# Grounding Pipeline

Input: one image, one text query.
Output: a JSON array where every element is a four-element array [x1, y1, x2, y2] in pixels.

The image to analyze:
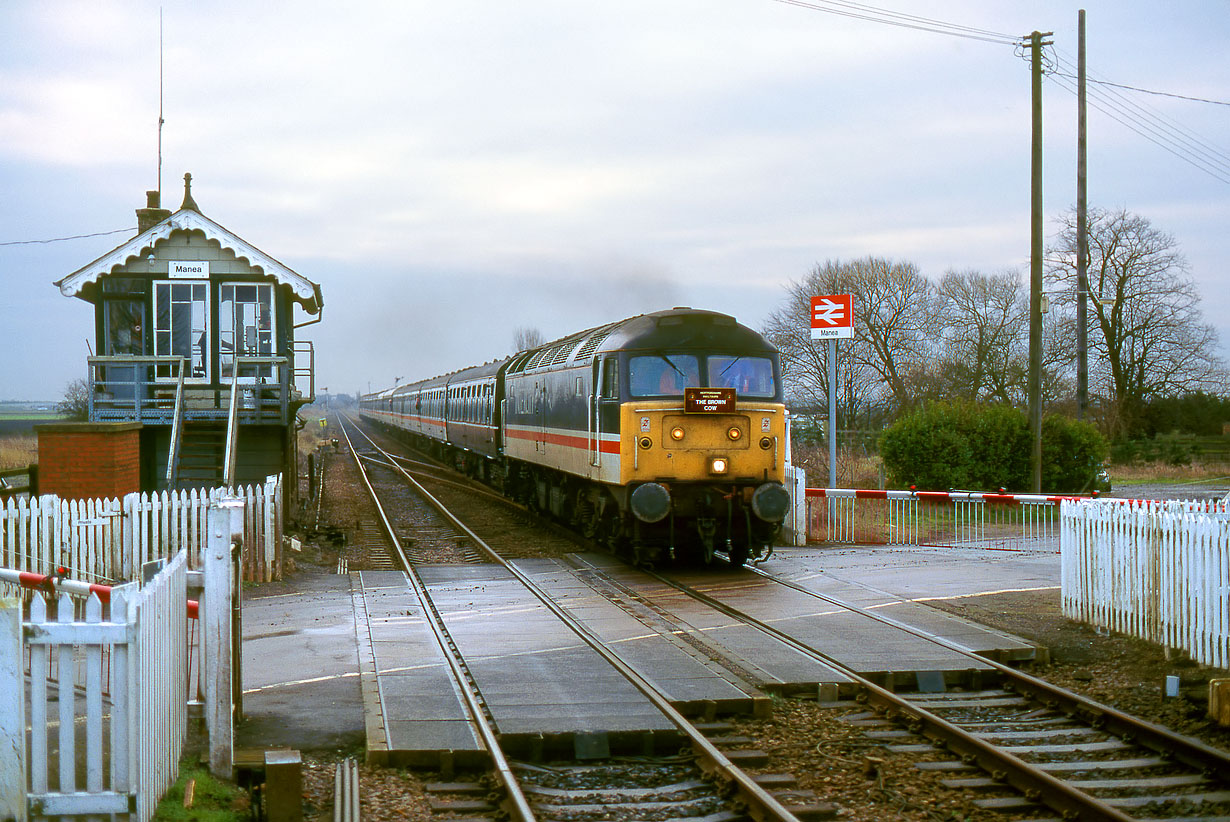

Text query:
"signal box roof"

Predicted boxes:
[[56, 205, 322, 314]]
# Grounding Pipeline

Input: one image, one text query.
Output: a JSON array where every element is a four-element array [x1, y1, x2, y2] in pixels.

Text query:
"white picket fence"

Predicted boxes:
[[0, 475, 283, 588], [1061, 498, 1230, 668], [2, 551, 187, 822], [1, 496, 243, 822]]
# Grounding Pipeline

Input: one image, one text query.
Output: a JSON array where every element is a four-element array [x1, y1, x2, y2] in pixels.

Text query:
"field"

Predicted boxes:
[[0, 403, 54, 471], [0, 401, 57, 434], [0, 434, 37, 472], [1107, 458, 1230, 487]]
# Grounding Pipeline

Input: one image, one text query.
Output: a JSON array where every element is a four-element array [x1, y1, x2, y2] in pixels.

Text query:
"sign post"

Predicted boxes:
[[810, 295, 853, 492]]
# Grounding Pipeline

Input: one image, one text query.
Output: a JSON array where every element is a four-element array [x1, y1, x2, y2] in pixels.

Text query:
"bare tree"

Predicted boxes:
[[934, 269, 1028, 404], [843, 257, 937, 413], [512, 326, 545, 352], [57, 378, 90, 421], [764, 257, 937, 423], [1047, 207, 1227, 437]]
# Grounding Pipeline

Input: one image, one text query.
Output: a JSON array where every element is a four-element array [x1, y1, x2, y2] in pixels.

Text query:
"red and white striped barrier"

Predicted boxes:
[[0, 566, 199, 619], [804, 487, 1096, 504]]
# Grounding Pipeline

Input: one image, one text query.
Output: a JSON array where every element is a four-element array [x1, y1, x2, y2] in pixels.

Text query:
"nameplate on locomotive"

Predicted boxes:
[[685, 387, 736, 413]]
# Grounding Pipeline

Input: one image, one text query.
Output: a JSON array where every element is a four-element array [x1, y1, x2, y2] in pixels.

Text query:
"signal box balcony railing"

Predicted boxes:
[[88, 355, 310, 426]]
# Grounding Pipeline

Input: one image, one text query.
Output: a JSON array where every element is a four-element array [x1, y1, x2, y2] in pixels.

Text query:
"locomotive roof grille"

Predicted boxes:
[[523, 348, 550, 370], [572, 326, 616, 361]]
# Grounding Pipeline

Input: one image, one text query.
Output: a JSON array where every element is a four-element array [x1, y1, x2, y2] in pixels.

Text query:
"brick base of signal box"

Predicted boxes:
[[36, 422, 142, 500]]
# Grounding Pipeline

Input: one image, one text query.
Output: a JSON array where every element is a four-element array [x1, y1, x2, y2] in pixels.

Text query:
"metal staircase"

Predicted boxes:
[[174, 423, 228, 490]]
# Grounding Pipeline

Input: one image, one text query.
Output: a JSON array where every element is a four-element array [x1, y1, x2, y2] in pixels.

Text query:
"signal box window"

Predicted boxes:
[[104, 299, 145, 356], [221, 283, 275, 381], [154, 282, 208, 380]]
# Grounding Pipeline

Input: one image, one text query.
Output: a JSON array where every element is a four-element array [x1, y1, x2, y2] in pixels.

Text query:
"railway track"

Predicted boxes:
[[336, 414, 818, 822], [642, 565, 1230, 821], [342, 413, 1230, 820]]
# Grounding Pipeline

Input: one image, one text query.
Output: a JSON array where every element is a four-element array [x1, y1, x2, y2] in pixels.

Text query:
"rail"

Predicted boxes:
[[342, 416, 801, 822], [659, 566, 1230, 821], [338, 418, 538, 822], [333, 758, 360, 822]]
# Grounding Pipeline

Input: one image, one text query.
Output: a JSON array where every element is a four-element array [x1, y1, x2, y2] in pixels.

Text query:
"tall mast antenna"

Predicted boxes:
[[158, 6, 164, 197]]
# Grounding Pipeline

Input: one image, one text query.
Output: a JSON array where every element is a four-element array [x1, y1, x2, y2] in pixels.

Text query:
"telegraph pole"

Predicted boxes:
[[1076, 11, 1089, 420], [1028, 30, 1052, 493]]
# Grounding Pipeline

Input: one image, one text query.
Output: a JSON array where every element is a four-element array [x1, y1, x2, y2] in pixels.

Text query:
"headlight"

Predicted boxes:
[[759, 437, 773, 450], [670, 426, 685, 441], [727, 426, 742, 441], [710, 457, 729, 475], [639, 436, 653, 449]]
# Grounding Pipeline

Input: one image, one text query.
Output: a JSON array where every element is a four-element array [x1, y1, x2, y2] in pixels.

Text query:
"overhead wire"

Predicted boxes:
[[1045, 48, 1230, 184], [1050, 74, 1230, 108], [774, 0, 1230, 186], [770, 0, 1019, 45], [0, 227, 136, 247]]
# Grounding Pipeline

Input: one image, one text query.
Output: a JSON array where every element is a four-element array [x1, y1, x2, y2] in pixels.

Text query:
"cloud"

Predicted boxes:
[[2, 0, 1228, 401]]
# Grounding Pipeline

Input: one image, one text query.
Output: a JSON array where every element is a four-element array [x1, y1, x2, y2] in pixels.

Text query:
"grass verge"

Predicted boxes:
[[154, 764, 250, 822]]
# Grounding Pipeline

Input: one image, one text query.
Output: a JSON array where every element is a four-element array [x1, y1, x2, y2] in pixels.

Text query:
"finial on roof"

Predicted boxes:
[[180, 172, 200, 211]]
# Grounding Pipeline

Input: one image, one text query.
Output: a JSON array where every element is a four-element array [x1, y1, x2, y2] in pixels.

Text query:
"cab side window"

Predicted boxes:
[[601, 357, 619, 398]]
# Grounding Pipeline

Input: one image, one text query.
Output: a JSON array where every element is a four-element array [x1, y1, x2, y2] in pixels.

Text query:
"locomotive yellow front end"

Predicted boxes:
[[617, 365, 792, 567], [624, 389, 786, 485]]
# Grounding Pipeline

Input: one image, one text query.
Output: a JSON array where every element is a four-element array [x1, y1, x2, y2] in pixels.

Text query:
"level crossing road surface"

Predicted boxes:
[[236, 544, 1059, 764]]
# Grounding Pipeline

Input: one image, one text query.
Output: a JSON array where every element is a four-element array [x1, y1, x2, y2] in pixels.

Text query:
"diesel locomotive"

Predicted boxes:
[[359, 307, 792, 567]]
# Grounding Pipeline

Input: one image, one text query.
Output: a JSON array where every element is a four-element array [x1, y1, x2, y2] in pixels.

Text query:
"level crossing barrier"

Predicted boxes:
[[804, 487, 1080, 551]]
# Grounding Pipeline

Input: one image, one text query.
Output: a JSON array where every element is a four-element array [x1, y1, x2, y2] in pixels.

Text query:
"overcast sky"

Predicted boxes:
[[2, 1, 1227, 401]]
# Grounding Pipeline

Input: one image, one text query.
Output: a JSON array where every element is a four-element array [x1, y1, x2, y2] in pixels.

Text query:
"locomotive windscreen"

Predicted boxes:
[[628, 353, 775, 398]]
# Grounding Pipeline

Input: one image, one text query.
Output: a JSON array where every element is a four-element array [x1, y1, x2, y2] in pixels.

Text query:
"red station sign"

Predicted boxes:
[[810, 294, 854, 340]]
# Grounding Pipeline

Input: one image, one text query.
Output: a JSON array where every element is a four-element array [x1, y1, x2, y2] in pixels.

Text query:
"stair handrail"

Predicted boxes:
[[291, 340, 315, 403], [165, 358, 188, 486], [223, 365, 241, 488]]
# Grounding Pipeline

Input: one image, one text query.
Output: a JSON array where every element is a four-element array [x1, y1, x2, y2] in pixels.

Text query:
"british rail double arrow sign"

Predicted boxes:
[[810, 294, 854, 340]]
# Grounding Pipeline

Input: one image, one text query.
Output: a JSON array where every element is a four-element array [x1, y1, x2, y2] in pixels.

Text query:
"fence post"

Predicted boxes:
[[205, 497, 244, 779], [0, 596, 25, 822], [785, 466, 807, 546]]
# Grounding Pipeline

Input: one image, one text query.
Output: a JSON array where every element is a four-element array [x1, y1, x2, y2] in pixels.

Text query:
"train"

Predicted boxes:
[[358, 307, 792, 567]]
